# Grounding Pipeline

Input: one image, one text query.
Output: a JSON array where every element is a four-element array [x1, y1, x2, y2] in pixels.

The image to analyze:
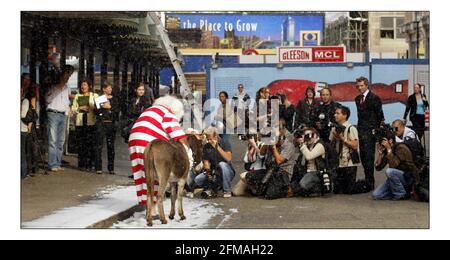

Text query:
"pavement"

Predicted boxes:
[[21, 131, 430, 229]]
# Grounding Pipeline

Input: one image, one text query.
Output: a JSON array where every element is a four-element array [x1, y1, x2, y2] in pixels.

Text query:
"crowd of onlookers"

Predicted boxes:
[[20, 66, 155, 179], [20, 69, 429, 203]]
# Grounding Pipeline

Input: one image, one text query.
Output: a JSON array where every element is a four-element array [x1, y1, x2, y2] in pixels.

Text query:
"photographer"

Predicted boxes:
[[373, 131, 420, 200], [232, 84, 251, 134], [259, 127, 299, 199], [233, 134, 267, 196], [355, 76, 385, 191], [194, 127, 235, 198], [294, 127, 331, 196], [330, 106, 360, 194], [312, 87, 340, 142], [391, 119, 418, 143]]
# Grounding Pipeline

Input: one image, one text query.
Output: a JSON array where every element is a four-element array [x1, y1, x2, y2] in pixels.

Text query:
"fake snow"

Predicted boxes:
[[112, 198, 224, 229], [22, 186, 138, 228]]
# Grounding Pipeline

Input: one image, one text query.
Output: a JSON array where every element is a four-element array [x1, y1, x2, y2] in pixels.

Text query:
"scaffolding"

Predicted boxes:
[[326, 11, 368, 53]]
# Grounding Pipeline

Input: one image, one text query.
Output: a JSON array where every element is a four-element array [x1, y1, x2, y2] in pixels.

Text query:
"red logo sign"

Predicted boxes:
[[278, 46, 346, 63]]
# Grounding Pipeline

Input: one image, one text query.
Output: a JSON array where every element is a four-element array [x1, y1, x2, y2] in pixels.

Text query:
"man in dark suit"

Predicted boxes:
[[355, 77, 385, 190]]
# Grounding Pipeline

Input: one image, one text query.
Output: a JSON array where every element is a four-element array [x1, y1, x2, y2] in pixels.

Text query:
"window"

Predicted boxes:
[[380, 17, 395, 39], [380, 17, 405, 39]]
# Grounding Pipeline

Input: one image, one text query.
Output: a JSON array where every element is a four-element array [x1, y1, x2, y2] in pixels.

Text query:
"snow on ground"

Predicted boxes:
[[112, 199, 224, 229], [22, 186, 138, 228]]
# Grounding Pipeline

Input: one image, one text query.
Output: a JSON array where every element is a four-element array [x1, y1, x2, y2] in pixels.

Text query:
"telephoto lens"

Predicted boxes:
[[323, 173, 331, 192]]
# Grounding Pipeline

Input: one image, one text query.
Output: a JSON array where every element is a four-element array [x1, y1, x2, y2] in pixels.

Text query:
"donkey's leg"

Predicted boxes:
[[177, 178, 187, 220], [146, 190, 153, 226], [169, 182, 177, 220], [157, 173, 169, 224]]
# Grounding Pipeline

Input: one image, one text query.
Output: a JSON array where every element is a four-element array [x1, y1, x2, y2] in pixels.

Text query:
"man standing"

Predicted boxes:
[[232, 84, 250, 133], [355, 76, 385, 190], [312, 87, 340, 142], [45, 65, 74, 172], [128, 95, 193, 206]]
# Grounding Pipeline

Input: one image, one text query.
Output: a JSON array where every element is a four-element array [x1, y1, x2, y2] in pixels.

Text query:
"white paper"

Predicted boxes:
[[95, 95, 108, 109]]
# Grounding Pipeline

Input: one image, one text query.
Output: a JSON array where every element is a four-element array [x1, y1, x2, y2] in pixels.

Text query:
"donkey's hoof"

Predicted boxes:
[[161, 219, 168, 224], [169, 215, 175, 220], [146, 222, 153, 227], [180, 215, 186, 221]]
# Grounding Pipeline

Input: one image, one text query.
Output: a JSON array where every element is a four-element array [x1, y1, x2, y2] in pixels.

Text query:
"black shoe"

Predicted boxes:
[[128, 175, 134, 179]]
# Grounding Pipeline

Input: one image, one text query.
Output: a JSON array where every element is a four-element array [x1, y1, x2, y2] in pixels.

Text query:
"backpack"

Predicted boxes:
[[401, 137, 426, 168]]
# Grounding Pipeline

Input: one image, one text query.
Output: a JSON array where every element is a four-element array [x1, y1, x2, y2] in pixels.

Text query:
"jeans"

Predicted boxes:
[[21, 132, 28, 179], [194, 162, 235, 193], [299, 171, 323, 195], [95, 122, 116, 172], [47, 112, 67, 169], [373, 168, 409, 200]]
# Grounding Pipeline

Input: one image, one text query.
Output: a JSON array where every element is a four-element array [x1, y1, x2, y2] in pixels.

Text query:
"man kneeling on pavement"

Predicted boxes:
[[188, 127, 235, 198], [234, 127, 299, 199], [373, 130, 420, 200]]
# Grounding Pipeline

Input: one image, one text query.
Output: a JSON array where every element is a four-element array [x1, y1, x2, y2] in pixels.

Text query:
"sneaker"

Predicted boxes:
[[223, 192, 232, 198], [50, 167, 60, 173], [96, 171, 102, 175], [186, 192, 194, 199], [57, 167, 65, 172]]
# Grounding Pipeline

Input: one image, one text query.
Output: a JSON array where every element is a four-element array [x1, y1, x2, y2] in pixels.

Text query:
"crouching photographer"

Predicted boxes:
[[232, 134, 267, 196], [293, 127, 335, 196], [192, 127, 235, 198], [258, 128, 299, 200], [330, 106, 361, 194], [373, 130, 420, 201]]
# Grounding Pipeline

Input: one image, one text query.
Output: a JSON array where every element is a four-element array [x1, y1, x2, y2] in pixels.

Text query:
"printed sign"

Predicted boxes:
[[278, 46, 346, 63]]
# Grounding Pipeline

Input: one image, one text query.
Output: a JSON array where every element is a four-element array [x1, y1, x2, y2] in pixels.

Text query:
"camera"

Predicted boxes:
[[239, 134, 256, 141], [373, 122, 393, 144], [328, 122, 346, 135]]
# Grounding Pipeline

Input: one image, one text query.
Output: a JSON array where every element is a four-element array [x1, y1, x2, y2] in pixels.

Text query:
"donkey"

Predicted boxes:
[[143, 135, 203, 226]]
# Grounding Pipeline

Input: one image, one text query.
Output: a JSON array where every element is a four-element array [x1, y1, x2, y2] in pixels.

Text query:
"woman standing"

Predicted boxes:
[[128, 83, 151, 122], [95, 82, 120, 175], [276, 91, 296, 133], [214, 91, 239, 142], [71, 80, 98, 171], [404, 83, 429, 140], [295, 86, 318, 129]]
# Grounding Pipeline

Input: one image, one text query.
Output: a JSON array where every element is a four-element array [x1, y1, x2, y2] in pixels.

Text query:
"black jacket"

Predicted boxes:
[[295, 98, 319, 129], [355, 91, 385, 131], [280, 104, 296, 132], [128, 96, 151, 121], [95, 95, 120, 123], [404, 94, 429, 120]]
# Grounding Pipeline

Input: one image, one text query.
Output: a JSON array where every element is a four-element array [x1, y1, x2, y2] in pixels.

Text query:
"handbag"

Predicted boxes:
[[347, 126, 361, 164]]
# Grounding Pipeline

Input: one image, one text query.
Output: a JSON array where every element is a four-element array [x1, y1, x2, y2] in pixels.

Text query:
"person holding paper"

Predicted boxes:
[[71, 79, 98, 171], [94, 82, 120, 175]]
